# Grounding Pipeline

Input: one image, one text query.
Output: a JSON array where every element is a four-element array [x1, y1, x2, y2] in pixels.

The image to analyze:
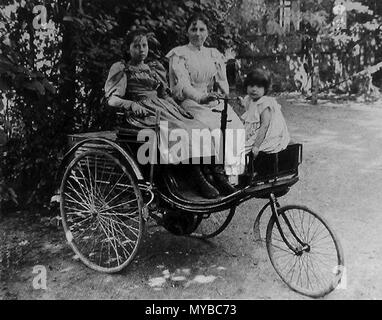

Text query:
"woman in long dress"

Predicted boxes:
[[166, 13, 246, 192], [104, 29, 222, 198]]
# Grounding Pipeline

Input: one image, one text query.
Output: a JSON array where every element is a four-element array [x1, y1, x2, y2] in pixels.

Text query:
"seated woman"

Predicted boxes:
[[104, 28, 222, 199], [240, 69, 290, 158], [166, 13, 246, 195]]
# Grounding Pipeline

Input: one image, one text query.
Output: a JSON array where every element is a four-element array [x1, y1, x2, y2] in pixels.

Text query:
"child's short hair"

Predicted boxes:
[[243, 69, 271, 94]]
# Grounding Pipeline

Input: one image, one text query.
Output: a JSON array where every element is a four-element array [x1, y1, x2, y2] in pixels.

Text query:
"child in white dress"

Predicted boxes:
[[240, 69, 290, 158]]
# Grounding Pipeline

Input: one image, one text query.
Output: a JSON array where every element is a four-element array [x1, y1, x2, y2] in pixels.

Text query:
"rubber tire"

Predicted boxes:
[[266, 205, 345, 298]]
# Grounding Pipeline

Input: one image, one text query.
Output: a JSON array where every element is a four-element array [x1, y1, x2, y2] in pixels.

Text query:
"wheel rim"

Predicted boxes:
[[60, 150, 143, 273], [191, 207, 236, 239], [266, 205, 344, 298]]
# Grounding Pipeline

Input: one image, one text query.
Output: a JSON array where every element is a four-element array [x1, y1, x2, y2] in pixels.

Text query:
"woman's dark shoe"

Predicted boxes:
[[202, 165, 216, 186], [211, 165, 237, 195], [191, 165, 220, 199]]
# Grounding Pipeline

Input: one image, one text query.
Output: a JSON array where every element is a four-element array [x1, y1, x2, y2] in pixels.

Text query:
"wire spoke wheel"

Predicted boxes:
[[191, 207, 236, 239], [60, 150, 143, 273], [266, 205, 344, 298]]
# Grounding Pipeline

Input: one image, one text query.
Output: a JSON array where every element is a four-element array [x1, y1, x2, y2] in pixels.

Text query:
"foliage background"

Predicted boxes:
[[0, 0, 381, 212]]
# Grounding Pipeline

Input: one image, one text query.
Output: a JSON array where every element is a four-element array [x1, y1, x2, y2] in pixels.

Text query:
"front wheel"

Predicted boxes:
[[266, 205, 344, 298]]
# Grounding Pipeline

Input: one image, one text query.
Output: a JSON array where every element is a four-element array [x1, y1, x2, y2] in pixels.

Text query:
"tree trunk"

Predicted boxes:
[[311, 41, 319, 105], [59, 21, 77, 133]]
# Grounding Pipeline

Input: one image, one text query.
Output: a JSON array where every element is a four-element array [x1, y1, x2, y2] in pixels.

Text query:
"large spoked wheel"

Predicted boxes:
[[60, 150, 144, 273], [191, 207, 236, 239], [266, 205, 344, 298]]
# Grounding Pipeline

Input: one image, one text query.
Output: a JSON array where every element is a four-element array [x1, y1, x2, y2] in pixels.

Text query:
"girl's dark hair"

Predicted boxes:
[[185, 13, 209, 31], [243, 69, 271, 94], [124, 28, 148, 46]]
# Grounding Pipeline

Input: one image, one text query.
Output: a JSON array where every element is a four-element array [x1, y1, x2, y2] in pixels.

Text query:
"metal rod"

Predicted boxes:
[[220, 96, 229, 165], [150, 110, 161, 185]]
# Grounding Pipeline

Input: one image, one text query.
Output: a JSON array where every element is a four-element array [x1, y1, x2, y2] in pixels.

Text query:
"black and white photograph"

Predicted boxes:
[[0, 0, 381, 303]]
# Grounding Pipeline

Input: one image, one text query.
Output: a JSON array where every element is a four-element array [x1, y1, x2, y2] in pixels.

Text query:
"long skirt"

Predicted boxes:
[[179, 99, 246, 176], [126, 95, 219, 165]]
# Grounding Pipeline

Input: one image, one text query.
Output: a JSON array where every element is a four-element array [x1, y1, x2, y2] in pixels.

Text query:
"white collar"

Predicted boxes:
[[187, 43, 205, 52]]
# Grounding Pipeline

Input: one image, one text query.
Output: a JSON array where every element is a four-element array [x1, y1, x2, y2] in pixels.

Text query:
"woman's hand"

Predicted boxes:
[[131, 102, 148, 117], [200, 92, 223, 104], [122, 100, 147, 117]]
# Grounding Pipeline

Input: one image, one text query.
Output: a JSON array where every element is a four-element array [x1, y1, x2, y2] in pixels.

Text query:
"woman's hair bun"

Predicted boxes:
[[185, 13, 209, 31]]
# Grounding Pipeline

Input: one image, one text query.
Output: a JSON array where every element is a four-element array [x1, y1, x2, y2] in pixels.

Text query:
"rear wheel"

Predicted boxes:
[[191, 207, 236, 239], [60, 150, 144, 273], [266, 205, 344, 298]]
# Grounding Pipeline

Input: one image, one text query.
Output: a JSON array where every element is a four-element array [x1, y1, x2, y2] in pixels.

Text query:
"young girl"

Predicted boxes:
[[241, 69, 290, 158]]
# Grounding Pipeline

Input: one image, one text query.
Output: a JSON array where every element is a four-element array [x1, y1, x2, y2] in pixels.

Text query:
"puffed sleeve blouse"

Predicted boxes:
[[104, 61, 127, 100], [166, 44, 229, 103], [104, 60, 171, 101]]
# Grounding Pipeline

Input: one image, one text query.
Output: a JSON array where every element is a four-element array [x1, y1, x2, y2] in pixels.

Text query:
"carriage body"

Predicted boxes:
[[58, 122, 343, 298], [63, 129, 302, 214]]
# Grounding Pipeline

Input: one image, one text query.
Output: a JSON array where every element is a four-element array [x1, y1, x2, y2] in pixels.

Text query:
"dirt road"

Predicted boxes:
[[1, 96, 382, 300]]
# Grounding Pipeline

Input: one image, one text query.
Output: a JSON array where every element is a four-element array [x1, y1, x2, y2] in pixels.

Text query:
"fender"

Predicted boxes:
[[56, 137, 144, 187]]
